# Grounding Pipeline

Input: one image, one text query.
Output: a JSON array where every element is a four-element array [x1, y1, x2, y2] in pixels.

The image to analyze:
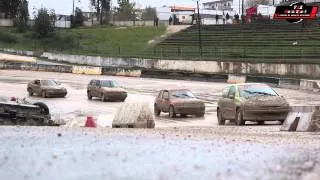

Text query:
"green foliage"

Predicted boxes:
[[14, 0, 29, 33], [0, 0, 20, 18], [116, 0, 136, 21], [141, 6, 157, 21], [71, 7, 84, 28], [0, 31, 18, 43], [90, 0, 111, 24], [33, 8, 55, 38]]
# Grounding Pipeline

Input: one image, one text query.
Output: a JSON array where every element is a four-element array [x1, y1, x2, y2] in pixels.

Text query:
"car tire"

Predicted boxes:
[[101, 94, 107, 102], [196, 112, 205, 117], [169, 105, 176, 118], [180, 114, 187, 118], [236, 109, 245, 126], [28, 88, 33, 96], [41, 91, 47, 98], [33, 102, 50, 115], [217, 109, 226, 125], [154, 104, 161, 116], [87, 91, 92, 100]]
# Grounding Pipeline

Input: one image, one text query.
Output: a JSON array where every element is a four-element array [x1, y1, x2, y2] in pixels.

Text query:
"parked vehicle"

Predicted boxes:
[[217, 83, 290, 126], [27, 79, 67, 98], [87, 79, 127, 102], [154, 89, 205, 118]]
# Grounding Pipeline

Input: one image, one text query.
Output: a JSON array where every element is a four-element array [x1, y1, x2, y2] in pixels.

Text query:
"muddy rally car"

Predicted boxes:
[[217, 83, 290, 126], [0, 96, 59, 126], [27, 79, 68, 98], [154, 89, 205, 118]]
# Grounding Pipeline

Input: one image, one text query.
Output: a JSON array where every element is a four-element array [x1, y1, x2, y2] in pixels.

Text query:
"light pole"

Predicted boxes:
[[196, 0, 203, 59], [73, 0, 75, 16]]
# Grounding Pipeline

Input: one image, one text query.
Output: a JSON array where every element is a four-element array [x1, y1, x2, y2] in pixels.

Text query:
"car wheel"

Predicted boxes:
[[33, 102, 50, 115], [236, 109, 245, 126], [169, 105, 176, 118], [196, 112, 205, 117], [101, 94, 107, 102], [28, 88, 33, 96], [217, 109, 226, 125], [87, 91, 92, 100], [154, 104, 161, 116], [41, 91, 47, 98], [180, 114, 187, 118]]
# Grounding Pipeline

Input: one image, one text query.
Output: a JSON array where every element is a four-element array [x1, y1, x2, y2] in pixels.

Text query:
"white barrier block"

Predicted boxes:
[[227, 74, 246, 84], [112, 102, 155, 128], [281, 106, 320, 132], [72, 66, 102, 75]]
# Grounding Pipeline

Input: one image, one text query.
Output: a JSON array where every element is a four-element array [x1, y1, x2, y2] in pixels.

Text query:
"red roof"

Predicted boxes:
[[170, 6, 196, 12]]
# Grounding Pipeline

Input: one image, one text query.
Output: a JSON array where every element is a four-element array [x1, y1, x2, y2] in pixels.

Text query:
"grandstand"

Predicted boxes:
[[154, 17, 320, 63]]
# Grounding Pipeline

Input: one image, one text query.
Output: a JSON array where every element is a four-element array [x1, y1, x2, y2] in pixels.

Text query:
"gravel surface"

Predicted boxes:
[[0, 70, 320, 179], [0, 127, 319, 180]]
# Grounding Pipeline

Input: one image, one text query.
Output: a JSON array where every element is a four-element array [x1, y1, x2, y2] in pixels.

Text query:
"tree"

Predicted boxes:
[[90, 0, 111, 24], [141, 6, 156, 21], [14, 0, 29, 32], [246, 0, 270, 8], [71, 7, 84, 27], [1, 0, 20, 18], [33, 8, 55, 38], [116, 0, 136, 21]]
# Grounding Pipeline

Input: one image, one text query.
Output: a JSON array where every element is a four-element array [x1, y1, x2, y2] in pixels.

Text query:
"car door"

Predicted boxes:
[[155, 90, 163, 108], [224, 85, 237, 120], [161, 90, 170, 112], [218, 87, 230, 118], [33, 80, 42, 94]]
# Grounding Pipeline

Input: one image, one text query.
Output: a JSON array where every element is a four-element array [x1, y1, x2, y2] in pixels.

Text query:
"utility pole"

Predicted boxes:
[[73, 0, 75, 16], [197, 0, 203, 59], [241, 0, 244, 16]]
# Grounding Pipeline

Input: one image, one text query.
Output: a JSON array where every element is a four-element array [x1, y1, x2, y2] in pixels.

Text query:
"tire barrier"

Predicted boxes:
[[0, 53, 36, 63], [281, 106, 320, 132], [72, 65, 102, 75], [112, 102, 155, 128]]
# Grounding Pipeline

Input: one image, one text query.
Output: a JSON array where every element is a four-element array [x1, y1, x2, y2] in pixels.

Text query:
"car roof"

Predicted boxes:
[[160, 88, 191, 92], [230, 83, 269, 86]]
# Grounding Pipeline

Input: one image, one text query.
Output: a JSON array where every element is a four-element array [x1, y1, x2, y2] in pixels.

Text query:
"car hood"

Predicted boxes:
[[242, 96, 289, 108], [43, 85, 66, 90], [171, 98, 204, 105], [102, 87, 126, 92]]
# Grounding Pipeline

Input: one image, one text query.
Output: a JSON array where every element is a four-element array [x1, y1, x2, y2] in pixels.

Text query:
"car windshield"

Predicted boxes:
[[170, 90, 196, 99], [239, 85, 278, 97], [101, 80, 120, 88], [41, 80, 58, 86]]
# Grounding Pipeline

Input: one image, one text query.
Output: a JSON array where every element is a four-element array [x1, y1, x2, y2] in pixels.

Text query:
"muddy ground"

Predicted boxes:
[[0, 70, 319, 180]]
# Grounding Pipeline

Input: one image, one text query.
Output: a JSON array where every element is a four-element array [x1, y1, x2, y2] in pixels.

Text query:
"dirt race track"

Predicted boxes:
[[0, 70, 320, 180]]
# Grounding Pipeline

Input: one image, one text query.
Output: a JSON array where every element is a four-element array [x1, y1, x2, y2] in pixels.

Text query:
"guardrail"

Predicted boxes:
[[0, 61, 319, 93]]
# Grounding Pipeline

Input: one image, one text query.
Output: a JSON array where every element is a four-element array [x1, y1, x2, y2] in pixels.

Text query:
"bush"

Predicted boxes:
[[0, 31, 18, 43]]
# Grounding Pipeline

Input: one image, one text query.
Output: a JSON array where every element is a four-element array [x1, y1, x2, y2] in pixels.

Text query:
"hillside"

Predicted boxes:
[[0, 26, 166, 58]]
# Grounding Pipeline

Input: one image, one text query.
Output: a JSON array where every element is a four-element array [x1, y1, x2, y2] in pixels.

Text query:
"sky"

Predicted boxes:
[[28, 0, 199, 16]]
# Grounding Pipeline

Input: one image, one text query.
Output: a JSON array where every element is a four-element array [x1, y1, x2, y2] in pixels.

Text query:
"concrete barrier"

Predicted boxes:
[[227, 74, 246, 84], [300, 79, 320, 93], [112, 102, 155, 128], [0, 53, 36, 63], [102, 67, 142, 77], [72, 66, 102, 75], [281, 106, 320, 132], [278, 78, 301, 90]]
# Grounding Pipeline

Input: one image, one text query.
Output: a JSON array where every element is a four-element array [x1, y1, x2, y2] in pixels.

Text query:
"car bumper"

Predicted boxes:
[[46, 91, 67, 97], [174, 106, 205, 115], [106, 93, 127, 100], [243, 110, 289, 121]]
